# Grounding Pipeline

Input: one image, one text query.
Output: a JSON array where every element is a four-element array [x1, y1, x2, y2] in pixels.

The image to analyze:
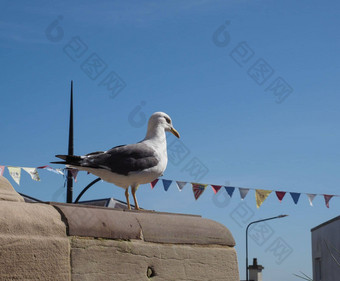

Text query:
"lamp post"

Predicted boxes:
[[246, 214, 288, 281]]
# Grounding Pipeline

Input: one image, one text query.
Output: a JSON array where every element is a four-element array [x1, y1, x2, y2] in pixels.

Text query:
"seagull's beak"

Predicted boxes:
[[170, 127, 180, 138]]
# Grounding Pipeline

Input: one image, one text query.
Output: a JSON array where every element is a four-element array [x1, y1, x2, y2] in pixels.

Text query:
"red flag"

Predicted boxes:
[[324, 194, 333, 208], [150, 179, 159, 189], [211, 185, 222, 194], [70, 169, 79, 182], [275, 191, 286, 202], [0, 165, 5, 176]]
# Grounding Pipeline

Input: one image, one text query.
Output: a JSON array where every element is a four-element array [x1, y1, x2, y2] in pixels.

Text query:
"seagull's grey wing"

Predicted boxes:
[[86, 151, 105, 156], [81, 143, 158, 176]]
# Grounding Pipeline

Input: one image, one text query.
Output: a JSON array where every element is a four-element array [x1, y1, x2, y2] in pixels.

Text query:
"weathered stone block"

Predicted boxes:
[[0, 178, 239, 281], [71, 238, 239, 281], [0, 201, 70, 281]]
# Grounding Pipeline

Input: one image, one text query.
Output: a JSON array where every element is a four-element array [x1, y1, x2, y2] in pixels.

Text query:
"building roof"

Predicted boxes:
[[311, 215, 340, 232], [77, 197, 134, 209], [19, 193, 134, 210], [19, 193, 44, 203]]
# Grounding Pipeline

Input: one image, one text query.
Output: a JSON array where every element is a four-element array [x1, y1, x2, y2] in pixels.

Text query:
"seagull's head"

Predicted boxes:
[[148, 112, 180, 138]]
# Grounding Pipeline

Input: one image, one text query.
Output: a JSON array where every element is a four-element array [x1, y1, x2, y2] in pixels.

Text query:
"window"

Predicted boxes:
[[315, 257, 321, 281]]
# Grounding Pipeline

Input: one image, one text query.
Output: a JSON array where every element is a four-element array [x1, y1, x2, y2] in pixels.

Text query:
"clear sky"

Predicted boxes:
[[1, 1, 340, 280]]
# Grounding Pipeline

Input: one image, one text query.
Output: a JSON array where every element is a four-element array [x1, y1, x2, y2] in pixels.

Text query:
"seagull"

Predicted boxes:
[[53, 112, 180, 210]]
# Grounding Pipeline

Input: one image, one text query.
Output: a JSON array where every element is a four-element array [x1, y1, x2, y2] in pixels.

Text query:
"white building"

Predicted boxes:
[[311, 216, 340, 281]]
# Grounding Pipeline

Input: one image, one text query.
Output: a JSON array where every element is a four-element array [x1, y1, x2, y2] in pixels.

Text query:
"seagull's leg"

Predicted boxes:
[[125, 187, 131, 210], [131, 184, 140, 210]]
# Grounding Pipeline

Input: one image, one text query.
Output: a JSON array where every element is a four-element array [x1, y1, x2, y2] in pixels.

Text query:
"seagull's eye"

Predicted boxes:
[[164, 117, 171, 124]]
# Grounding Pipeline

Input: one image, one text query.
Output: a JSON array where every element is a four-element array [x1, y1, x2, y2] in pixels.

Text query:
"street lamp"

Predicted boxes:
[[246, 214, 288, 281]]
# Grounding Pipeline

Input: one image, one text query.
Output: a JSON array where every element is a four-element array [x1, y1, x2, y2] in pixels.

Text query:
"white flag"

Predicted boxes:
[[239, 188, 250, 200], [307, 194, 316, 206], [176, 181, 187, 191], [53, 168, 64, 175], [38, 165, 64, 175], [7, 166, 21, 185], [23, 167, 40, 181]]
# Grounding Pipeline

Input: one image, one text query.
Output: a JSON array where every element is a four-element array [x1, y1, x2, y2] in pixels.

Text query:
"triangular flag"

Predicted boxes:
[[162, 179, 172, 191], [7, 166, 21, 185], [211, 185, 222, 194], [324, 195, 333, 208], [176, 181, 187, 191], [0, 165, 5, 176], [290, 192, 301, 204], [307, 194, 316, 207], [150, 179, 159, 189], [23, 167, 40, 181], [38, 165, 64, 175], [55, 168, 64, 175], [224, 186, 235, 197], [192, 183, 208, 200], [275, 191, 286, 202], [239, 188, 250, 200], [69, 169, 79, 182], [255, 189, 272, 208]]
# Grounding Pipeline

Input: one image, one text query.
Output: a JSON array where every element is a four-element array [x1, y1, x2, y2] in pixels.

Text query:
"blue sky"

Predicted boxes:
[[1, 0, 340, 280]]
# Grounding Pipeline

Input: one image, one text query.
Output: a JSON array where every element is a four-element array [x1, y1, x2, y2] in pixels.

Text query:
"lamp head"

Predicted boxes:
[[278, 214, 288, 218]]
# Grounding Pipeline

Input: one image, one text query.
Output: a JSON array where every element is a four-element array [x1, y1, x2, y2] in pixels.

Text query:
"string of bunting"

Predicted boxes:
[[0, 164, 72, 185], [0, 164, 337, 208], [150, 178, 339, 209]]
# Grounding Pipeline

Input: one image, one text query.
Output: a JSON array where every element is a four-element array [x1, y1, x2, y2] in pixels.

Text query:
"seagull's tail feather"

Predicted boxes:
[[50, 161, 67, 164], [53, 154, 83, 166]]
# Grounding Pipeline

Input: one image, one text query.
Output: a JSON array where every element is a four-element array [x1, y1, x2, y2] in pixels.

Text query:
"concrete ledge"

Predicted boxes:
[[0, 176, 24, 202], [52, 202, 143, 240], [51, 202, 235, 246], [0, 201, 67, 236], [134, 210, 235, 246]]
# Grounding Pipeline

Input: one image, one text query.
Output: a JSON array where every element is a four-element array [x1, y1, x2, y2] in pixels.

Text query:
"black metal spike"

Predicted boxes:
[[66, 81, 74, 203]]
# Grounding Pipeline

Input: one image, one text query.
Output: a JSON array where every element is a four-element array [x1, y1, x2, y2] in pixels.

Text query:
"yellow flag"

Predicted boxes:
[[255, 189, 272, 208], [7, 166, 21, 185]]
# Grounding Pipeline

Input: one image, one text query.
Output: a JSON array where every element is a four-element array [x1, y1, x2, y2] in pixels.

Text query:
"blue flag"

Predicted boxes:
[[290, 192, 301, 204], [162, 179, 172, 191], [224, 186, 235, 197]]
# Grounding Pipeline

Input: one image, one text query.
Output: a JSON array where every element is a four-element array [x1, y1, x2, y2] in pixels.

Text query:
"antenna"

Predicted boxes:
[[66, 81, 74, 203]]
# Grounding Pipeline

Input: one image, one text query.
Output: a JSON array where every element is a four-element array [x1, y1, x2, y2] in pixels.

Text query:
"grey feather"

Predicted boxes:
[[80, 143, 158, 176]]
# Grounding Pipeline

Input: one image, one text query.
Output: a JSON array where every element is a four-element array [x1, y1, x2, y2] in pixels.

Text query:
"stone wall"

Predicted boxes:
[[0, 176, 239, 281]]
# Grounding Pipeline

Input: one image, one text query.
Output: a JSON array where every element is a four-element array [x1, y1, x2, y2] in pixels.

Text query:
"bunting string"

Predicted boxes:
[[0, 164, 66, 186], [150, 178, 340, 208], [1, 163, 338, 208]]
